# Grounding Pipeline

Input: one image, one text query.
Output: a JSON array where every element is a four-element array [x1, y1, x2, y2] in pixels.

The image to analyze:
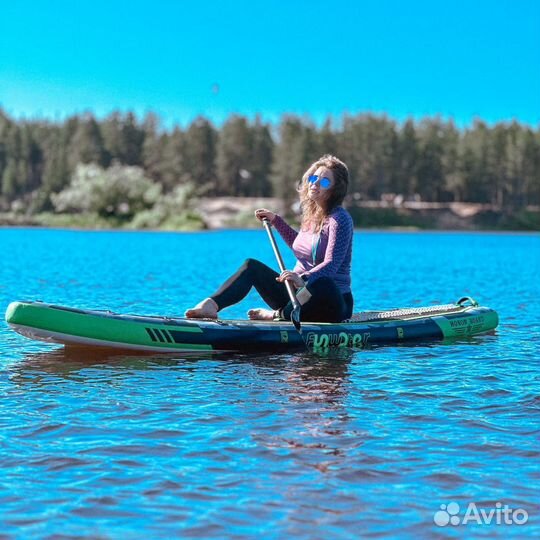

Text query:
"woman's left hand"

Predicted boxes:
[[276, 270, 304, 289]]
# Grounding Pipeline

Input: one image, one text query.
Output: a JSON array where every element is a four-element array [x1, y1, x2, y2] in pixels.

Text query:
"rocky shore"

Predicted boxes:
[[196, 198, 540, 231]]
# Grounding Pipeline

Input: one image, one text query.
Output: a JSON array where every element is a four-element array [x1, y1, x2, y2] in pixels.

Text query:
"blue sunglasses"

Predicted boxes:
[[308, 175, 332, 189]]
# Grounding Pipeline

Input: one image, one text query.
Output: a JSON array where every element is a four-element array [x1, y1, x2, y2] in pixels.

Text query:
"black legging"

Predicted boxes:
[[211, 258, 353, 323]]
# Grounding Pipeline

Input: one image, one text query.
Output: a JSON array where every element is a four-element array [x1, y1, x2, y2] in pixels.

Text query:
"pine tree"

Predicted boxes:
[[271, 116, 316, 210], [416, 118, 446, 201], [491, 123, 509, 207], [249, 116, 274, 197], [160, 128, 186, 191], [1, 125, 22, 201], [319, 117, 338, 156], [121, 112, 144, 165], [183, 117, 217, 193], [101, 112, 122, 165], [441, 120, 461, 202], [392, 119, 418, 197], [42, 130, 70, 195], [216, 115, 251, 196], [0, 109, 11, 184], [341, 114, 396, 199], [141, 112, 164, 183], [20, 124, 43, 194], [68, 114, 106, 169], [521, 128, 540, 206], [1, 159, 18, 201]]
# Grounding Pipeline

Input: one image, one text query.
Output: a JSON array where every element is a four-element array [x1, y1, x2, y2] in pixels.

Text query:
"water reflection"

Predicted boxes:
[[10, 346, 359, 482], [280, 350, 354, 404], [13, 347, 181, 376], [13, 345, 355, 375]]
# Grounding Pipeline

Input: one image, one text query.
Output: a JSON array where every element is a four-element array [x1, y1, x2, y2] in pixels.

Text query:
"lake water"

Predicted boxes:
[[1, 228, 539, 538]]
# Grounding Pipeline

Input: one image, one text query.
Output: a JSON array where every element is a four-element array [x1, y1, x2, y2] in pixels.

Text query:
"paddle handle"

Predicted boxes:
[[262, 219, 301, 311]]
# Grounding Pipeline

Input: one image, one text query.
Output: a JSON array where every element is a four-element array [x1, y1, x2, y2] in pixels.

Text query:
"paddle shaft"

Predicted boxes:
[[262, 219, 301, 312]]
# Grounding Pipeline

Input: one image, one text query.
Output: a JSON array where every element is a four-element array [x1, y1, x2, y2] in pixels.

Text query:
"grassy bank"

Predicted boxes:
[[0, 211, 206, 230], [348, 205, 540, 231], [1, 201, 538, 231]]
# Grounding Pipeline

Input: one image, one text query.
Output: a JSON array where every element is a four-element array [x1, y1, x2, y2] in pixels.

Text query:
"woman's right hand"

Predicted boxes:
[[254, 209, 276, 223]]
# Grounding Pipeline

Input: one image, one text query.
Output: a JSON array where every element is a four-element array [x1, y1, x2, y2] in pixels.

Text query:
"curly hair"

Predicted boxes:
[[298, 154, 349, 232]]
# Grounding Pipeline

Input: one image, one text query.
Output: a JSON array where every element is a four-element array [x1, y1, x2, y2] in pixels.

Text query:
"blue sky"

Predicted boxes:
[[1, 0, 538, 128]]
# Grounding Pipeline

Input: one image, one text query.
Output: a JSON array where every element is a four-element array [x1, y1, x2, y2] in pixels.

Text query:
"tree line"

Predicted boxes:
[[0, 108, 539, 214]]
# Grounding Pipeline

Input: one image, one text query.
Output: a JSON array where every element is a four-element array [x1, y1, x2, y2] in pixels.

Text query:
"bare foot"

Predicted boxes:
[[247, 308, 276, 320], [185, 298, 219, 319]]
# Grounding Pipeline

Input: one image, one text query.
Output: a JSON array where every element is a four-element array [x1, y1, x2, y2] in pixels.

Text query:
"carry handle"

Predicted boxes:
[[456, 296, 479, 307]]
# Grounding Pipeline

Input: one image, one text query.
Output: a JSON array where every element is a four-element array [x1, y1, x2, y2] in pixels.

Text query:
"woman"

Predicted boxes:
[[185, 154, 354, 322]]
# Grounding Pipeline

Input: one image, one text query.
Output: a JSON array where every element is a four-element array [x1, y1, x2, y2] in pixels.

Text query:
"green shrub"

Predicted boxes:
[[51, 163, 161, 220], [129, 184, 205, 230]]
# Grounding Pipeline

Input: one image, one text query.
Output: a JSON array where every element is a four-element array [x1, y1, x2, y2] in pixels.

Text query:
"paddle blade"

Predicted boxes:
[[291, 307, 302, 334]]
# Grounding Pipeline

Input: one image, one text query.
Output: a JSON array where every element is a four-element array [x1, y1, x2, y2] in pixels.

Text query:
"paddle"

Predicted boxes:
[[262, 219, 303, 333]]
